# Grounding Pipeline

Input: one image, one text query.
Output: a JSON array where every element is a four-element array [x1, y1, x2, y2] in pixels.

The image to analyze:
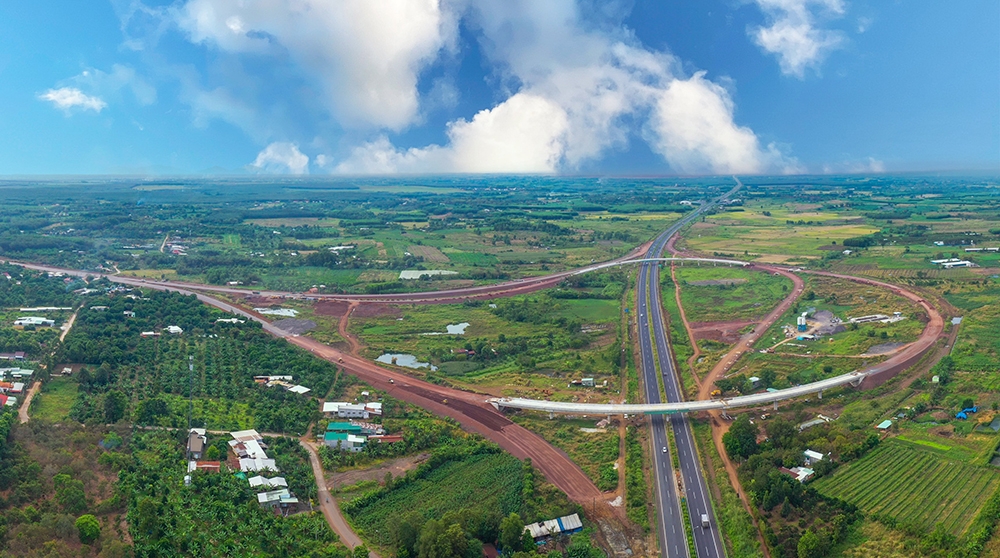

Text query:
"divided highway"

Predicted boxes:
[[634, 184, 739, 558]]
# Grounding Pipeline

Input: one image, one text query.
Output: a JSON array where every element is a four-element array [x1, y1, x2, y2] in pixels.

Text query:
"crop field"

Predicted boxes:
[[440, 250, 499, 265], [343, 452, 525, 547], [681, 206, 880, 259], [406, 244, 448, 262], [813, 439, 1000, 536], [948, 287, 1000, 375], [674, 266, 792, 322]]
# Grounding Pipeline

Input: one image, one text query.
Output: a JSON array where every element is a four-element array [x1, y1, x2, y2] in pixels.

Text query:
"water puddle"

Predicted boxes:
[[376, 353, 437, 371], [420, 322, 470, 336]]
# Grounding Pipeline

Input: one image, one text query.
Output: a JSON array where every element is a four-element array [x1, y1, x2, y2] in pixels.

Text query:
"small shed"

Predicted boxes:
[[876, 420, 892, 430], [803, 450, 824, 464]]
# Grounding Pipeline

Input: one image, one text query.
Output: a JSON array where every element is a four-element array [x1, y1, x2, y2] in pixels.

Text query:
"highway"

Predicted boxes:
[[638, 256, 688, 557], [639, 198, 732, 558], [629, 183, 740, 557]]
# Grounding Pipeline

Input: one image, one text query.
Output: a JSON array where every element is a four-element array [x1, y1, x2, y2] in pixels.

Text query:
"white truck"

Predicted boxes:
[[701, 513, 710, 528]]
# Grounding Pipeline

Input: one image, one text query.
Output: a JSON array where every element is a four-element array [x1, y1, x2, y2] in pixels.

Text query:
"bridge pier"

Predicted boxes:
[[773, 401, 778, 411], [818, 390, 823, 400], [548, 412, 554, 420]]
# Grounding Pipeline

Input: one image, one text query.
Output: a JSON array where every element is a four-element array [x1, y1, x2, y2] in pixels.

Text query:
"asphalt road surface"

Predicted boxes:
[[637, 184, 739, 557]]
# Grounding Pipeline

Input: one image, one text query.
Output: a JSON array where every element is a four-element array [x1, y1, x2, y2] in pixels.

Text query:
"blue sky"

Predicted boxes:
[[0, 0, 996, 175]]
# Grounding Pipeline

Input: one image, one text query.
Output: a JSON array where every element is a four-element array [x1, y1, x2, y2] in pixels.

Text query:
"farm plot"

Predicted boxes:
[[407, 244, 449, 262], [813, 439, 1000, 536], [342, 451, 525, 548]]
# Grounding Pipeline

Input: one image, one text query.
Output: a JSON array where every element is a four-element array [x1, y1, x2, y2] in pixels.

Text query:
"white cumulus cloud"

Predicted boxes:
[[336, 93, 569, 174], [648, 73, 771, 174], [38, 88, 107, 113], [251, 142, 309, 174], [338, 0, 795, 175], [749, 0, 846, 78], [122, 0, 800, 174], [176, 0, 456, 130]]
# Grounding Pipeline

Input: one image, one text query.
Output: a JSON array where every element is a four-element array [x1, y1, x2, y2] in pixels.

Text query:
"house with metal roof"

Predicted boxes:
[[323, 432, 366, 452], [248, 476, 288, 490], [803, 450, 825, 465], [523, 513, 584, 541], [239, 457, 279, 473], [257, 488, 299, 507]]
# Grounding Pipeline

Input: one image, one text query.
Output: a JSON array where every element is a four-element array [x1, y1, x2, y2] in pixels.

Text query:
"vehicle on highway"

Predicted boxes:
[[662, 446, 668, 453], [701, 513, 710, 528]]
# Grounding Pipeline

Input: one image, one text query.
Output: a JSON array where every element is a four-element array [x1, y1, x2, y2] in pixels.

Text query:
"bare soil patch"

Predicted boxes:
[[864, 342, 907, 355], [352, 304, 402, 318], [690, 320, 756, 344], [273, 319, 317, 335], [314, 300, 351, 317], [331, 453, 430, 488]]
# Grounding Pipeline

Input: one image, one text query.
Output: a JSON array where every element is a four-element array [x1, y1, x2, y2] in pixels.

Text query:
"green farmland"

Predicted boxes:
[[813, 439, 1000, 536]]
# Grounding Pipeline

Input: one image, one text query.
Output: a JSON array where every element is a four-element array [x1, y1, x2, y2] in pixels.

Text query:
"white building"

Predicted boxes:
[[166, 325, 183, 334], [257, 488, 298, 507], [323, 401, 369, 417], [239, 457, 279, 473], [804, 450, 825, 465], [14, 317, 54, 327], [248, 476, 288, 490]]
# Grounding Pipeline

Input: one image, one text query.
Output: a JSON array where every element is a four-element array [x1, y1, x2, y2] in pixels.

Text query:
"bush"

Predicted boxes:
[[76, 514, 100, 544]]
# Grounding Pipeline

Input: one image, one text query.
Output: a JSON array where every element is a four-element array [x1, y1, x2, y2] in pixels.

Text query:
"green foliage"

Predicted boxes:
[[723, 416, 759, 461], [624, 426, 648, 530], [54, 474, 88, 514], [796, 529, 824, 558], [62, 291, 339, 432], [121, 431, 347, 557], [75, 514, 100, 544], [103, 390, 127, 423], [342, 443, 524, 548], [500, 512, 525, 552], [814, 440, 1000, 537]]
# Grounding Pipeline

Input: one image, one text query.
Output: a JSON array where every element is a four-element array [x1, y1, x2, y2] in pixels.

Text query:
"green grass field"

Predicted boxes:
[[813, 439, 1000, 536], [31, 377, 77, 422], [675, 266, 792, 323]]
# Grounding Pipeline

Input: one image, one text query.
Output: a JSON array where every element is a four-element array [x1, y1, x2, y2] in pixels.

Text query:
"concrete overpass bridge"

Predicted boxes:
[[573, 257, 750, 276], [490, 370, 865, 416]]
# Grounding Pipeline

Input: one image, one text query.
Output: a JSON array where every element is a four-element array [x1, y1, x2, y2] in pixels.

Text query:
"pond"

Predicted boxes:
[[420, 322, 470, 336], [376, 353, 438, 371]]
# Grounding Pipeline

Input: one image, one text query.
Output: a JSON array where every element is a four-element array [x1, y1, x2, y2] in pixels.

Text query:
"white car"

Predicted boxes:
[[661, 446, 668, 453]]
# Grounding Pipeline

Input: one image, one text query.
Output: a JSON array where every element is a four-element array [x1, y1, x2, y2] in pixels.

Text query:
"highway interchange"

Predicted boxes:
[[5, 177, 946, 557]]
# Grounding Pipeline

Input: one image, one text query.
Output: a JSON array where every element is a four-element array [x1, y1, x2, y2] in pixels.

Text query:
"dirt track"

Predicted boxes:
[[288, 334, 611, 509]]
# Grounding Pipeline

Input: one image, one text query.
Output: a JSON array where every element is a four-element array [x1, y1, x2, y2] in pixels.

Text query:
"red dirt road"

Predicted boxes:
[[288, 334, 611, 511]]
